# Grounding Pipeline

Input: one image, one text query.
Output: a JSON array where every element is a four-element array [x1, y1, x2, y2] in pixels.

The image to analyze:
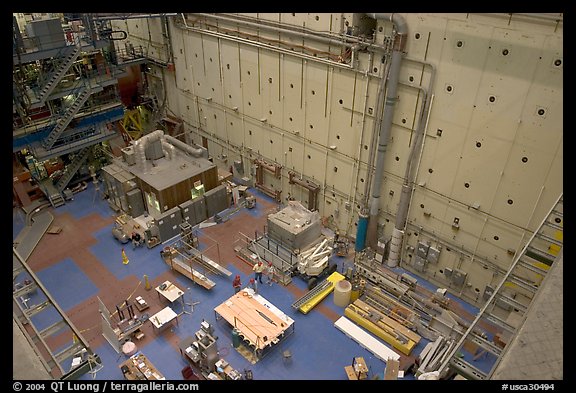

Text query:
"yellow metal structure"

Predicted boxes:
[[344, 299, 421, 355], [298, 272, 345, 314], [121, 107, 151, 141]]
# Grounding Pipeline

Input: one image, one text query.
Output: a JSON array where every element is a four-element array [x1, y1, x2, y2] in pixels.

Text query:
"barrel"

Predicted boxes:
[[231, 328, 241, 348], [334, 280, 352, 307]]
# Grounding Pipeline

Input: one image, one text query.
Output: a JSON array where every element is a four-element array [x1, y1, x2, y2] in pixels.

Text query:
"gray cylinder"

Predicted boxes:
[[231, 328, 241, 348], [387, 227, 404, 267]]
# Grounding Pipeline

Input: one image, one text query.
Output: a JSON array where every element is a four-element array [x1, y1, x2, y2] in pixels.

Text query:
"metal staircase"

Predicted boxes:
[[55, 147, 91, 192], [440, 193, 563, 380], [13, 248, 102, 379], [30, 46, 81, 109], [39, 179, 65, 208], [42, 84, 101, 150]]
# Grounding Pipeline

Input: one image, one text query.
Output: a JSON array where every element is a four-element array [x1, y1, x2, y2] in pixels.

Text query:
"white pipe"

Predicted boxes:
[[215, 12, 391, 52], [163, 134, 205, 158], [161, 140, 175, 161], [175, 18, 355, 72], [136, 129, 165, 173]]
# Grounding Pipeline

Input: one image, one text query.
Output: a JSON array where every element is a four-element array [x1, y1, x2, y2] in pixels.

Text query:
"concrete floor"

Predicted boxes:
[[12, 190, 563, 381], [13, 320, 52, 380], [490, 253, 563, 380]]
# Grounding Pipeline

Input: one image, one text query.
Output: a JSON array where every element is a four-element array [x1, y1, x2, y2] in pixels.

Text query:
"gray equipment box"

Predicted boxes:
[[191, 196, 207, 225], [126, 188, 145, 218], [156, 206, 182, 242], [427, 246, 440, 263], [179, 199, 197, 226], [204, 185, 229, 218], [417, 241, 429, 258], [414, 255, 427, 272]]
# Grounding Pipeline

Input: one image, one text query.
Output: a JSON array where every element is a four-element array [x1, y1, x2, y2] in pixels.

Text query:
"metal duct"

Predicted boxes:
[[135, 129, 165, 173], [161, 139, 175, 161], [163, 134, 204, 158], [364, 13, 408, 250]]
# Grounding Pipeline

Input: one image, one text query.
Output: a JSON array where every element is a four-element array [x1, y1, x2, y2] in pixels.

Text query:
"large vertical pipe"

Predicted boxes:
[[363, 13, 407, 250], [355, 211, 369, 252], [388, 64, 435, 267]]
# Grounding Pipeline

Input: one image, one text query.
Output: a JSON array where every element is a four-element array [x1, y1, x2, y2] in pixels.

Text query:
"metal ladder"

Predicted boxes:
[[291, 279, 332, 310], [439, 193, 563, 380]]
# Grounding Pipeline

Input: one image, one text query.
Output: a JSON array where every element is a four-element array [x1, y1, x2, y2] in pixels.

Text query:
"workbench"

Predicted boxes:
[[119, 353, 165, 380], [155, 280, 184, 304], [149, 306, 178, 333], [214, 288, 294, 358]]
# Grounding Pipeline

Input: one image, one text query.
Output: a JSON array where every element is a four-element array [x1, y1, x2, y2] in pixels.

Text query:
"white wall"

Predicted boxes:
[[113, 13, 563, 305]]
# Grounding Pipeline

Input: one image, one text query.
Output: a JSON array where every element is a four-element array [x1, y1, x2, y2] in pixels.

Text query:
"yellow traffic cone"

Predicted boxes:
[[122, 248, 129, 265], [144, 274, 151, 290]]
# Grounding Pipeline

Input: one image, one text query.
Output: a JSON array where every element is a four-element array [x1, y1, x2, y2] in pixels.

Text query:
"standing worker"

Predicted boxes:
[[249, 278, 258, 294], [253, 261, 265, 284], [232, 275, 242, 293], [266, 262, 276, 286]]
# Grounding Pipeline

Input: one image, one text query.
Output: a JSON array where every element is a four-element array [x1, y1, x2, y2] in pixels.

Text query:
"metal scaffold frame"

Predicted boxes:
[[13, 248, 102, 379]]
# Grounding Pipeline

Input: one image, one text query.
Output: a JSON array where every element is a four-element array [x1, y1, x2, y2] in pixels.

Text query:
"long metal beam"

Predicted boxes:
[[13, 248, 100, 379]]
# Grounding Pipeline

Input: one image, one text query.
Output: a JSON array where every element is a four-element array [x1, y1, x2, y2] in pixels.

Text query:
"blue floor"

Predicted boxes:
[[35, 258, 99, 311], [18, 181, 486, 381]]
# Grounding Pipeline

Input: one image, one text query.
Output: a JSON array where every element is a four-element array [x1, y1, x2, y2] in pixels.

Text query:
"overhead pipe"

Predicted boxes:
[[163, 134, 205, 158], [176, 15, 356, 71], [216, 12, 392, 53], [194, 13, 358, 50], [363, 13, 408, 251], [511, 12, 563, 22], [91, 13, 178, 21]]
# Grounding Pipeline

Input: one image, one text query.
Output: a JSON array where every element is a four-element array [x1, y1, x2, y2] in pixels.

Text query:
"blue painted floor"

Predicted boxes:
[[18, 181, 486, 381]]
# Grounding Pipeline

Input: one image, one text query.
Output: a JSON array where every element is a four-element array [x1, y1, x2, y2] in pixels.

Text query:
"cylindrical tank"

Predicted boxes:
[[387, 228, 404, 267], [334, 280, 352, 307], [231, 328, 241, 348], [350, 284, 360, 302], [355, 213, 369, 252]]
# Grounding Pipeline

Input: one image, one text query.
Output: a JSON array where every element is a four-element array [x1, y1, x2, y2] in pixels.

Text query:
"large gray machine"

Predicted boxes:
[[267, 201, 321, 251]]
